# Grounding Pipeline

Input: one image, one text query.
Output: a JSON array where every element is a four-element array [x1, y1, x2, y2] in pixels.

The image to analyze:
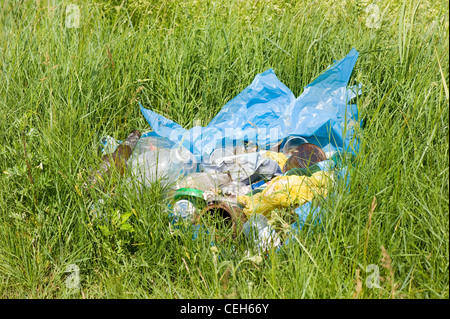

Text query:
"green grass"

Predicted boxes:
[[0, 0, 448, 299]]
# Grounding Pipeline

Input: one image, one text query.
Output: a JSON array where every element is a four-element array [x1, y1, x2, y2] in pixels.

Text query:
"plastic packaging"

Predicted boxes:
[[259, 150, 288, 171], [139, 48, 361, 159], [208, 147, 234, 165], [173, 172, 231, 192], [237, 171, 330, 218], [134, 135, 197, 174], [132, 135, 175, 154], [242, 214, 281, 252], [250, 179, 266, 190], [219, 180, 252, 197], [233, 141, 258, 156], [85, 130, 141, 193], [100, 135, 121, 155], [127, 148, 184, 189], [173, 188, 205, 202], [172, 199, 198, 222], [173, 146, 198, 173], [201, 152, 282, 182], [127, 134, 198, 190]]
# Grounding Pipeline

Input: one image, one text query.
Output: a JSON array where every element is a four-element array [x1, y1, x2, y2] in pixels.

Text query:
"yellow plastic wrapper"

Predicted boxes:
[[237, 171, 330, 219], [261, 151, 288, 170]]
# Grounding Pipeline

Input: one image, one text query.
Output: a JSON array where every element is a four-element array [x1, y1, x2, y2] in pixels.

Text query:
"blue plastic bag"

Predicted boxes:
[[139, 48, 361, 163]]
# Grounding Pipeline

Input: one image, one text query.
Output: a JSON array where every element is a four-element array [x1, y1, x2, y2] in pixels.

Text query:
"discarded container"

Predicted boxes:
[[172, 146, 198, 173], [86, 129, 141, 193], [282, 143, 327, 173], [281, 136, 308, 157], [198, 201, 247, 238], [100, 135, 121, 155], [128, 147, 193, 190], [126, 132, 199, 191], [132, 135, 175, 154], [133, 135, 197, 171], [138, 49, 363, 250], [173, 188, 206, 212], [173, 187, 205, 202], [172, 199, 198, 222], [173, 172, 231, 192]]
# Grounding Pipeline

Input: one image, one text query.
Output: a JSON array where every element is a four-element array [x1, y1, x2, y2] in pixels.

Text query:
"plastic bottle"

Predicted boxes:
[[128, 148, 183, 189], [100, 135, 121, 155], [127, 138, 197, 189], [173, 172, 231, 192], [132, 135, 173, 154], [170, 145, 198, 175], [281, 136, 308, 156], [172, 199, 198, 222], [86, 130, 141, 192]]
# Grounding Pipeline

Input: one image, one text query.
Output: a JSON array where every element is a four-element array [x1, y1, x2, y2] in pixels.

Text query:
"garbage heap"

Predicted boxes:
[[132, 134, 355, 251], [85, 48, 361, 253]]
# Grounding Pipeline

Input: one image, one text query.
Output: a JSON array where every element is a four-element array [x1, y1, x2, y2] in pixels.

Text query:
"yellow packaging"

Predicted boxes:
[[237, 171, 330, 219], [261, 151, 288, 170]]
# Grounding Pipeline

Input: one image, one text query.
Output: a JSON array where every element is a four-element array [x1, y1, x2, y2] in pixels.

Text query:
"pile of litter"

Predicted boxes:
[[84, 48, 361, 254]]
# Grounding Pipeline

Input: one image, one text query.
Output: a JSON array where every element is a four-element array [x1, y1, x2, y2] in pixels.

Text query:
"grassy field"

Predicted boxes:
[[0, 0, 448, 299]]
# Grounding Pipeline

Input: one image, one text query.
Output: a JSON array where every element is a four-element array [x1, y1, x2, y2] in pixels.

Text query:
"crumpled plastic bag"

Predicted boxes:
[[219, 180, 252, 197], [139, 48, 361, 163], [201, 152, 282, 182], [237, 171, 330, 219]]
